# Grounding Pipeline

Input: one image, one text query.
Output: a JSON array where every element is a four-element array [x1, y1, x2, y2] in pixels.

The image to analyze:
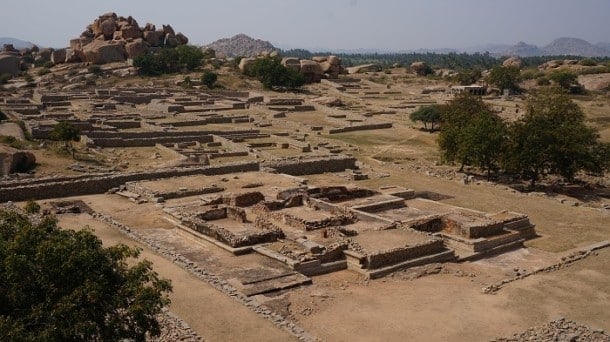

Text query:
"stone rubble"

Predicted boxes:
[[493, 318, 609, 342], [150, 309, 202, 342]]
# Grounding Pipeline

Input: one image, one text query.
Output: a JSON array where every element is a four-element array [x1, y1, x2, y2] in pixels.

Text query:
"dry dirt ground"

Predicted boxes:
[[56, 212, 296, 342]]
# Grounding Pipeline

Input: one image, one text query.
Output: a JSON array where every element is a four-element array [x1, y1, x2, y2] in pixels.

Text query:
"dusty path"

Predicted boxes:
[[58, 214, 297, 342]]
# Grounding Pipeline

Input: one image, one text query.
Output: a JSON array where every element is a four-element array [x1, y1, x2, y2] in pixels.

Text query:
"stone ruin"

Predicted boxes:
[[157, 172, 536, 281], [59, 12, 190, 64]]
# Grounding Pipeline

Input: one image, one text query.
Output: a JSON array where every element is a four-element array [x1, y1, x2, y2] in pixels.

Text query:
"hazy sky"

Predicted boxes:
[[1, 0, 609, 50]]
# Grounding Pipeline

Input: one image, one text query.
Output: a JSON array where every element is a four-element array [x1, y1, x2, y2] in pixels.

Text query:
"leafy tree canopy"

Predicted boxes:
[[409, 105, 442, 131], [0, 209, 172, 341], [49, 121, 80, 143], [245, 57, 305, 90], [134, 45, 203, 76], [438, 94, 507, 177], [486, 66, 521, 92], [503, 87, 605, 186], [201, 70, 218, 88]]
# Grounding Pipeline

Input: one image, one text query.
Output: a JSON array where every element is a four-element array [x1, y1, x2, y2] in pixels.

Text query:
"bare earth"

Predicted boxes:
[[57, 213, 296, 342]]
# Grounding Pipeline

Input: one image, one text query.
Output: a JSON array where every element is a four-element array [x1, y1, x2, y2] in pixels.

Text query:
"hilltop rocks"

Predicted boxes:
[[238, 57, 256, 73], [82, 39, 126, 64], [299, 60, 323, 82], [502, 56, 522, 68], [0, 146, 36, 176], [58, 13, 189, 64]]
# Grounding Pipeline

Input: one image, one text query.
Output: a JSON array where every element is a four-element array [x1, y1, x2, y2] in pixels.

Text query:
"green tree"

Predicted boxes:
[[176, 45, 204, 71], [23, 200, 40, 214], [487, 66, 521, 92], [0, 209, 172, 341], [49, 121, 80, 158], [201, 70, 218, 88], [409, 105, 442, 131], [503, 88, 604, 187], [454, 68, 482, 85], [463, 111, 507, 179], [246, 57, 305, 90], [548, 71, 578, 91], [438, 93, 502, 171]]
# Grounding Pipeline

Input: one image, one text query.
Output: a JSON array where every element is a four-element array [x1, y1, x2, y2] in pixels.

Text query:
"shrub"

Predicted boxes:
[[24, 200, 40, 214], [246, 57, 306, 90], [0, 73, 10, 84], [87, 64, 102, 74], [201, 70, 218, 88], [43, 61, 55, 68], [23, 73, 34, 83], [0, 135, 27, 149], [486, 66, 521, 92], [176, 45, 204, 71], [36, 68, 50, 76], [536, 77, 550, 86], [579, 58, 597, 66]]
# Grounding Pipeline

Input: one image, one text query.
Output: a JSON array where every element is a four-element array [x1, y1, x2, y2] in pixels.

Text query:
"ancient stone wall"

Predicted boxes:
[[0, 161, 259, 202], [188, 218, 283, 248], [328, 123, 393, 134], [263, 156, 357, 176], [361, 239, 445, 269]]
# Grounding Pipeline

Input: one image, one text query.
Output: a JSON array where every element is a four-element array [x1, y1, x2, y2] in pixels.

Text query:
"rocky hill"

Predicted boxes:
[[499, 41, 543, 57], [542, 37, 609, 57], [0, 37, 36, 50], [204, 34, 277, 57], [497, 37, 610, 57]]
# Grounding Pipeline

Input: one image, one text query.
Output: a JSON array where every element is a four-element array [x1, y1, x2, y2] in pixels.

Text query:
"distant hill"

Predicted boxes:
[[541, 37, 609, 57], [204, 34, 277, 57], [0, 37, 36, 50], [498, 41, 543, 57], [492, 38, 610, 57]]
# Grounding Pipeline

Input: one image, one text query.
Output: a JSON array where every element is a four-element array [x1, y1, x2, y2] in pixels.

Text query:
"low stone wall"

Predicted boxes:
[[88, 135, 215, 147], [263, 156, 357, 176], [328, 123, 392, 134], [0, 161, 260, 202], [403, 215, 444, 232], [357, 239, 445, 269], [188, 218, 283, 248]]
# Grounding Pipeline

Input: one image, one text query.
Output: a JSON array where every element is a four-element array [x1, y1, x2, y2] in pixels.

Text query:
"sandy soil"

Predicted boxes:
[[284, 248, 610, 341], [56, 213, 296, 342]]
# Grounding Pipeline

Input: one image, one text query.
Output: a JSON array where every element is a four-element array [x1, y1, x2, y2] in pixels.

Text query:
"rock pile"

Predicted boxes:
[[59, 12, 189, 64], [410, 61, 431, 75], [502, 56, 523, 68], [0, 146, 36, 176], [494, 318, 609, 342]]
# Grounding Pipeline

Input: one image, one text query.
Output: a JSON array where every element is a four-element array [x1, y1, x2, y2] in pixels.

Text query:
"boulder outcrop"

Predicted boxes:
[[0, 146, 36, 176], [0, 54, 21, 76], [241, 54, 345, 82], [502, 56, 522, 69], [59, 13, 190, 64]]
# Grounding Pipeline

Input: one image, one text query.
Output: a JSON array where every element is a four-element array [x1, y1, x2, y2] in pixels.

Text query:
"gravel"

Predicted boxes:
[[493, 318, 610, 342]]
